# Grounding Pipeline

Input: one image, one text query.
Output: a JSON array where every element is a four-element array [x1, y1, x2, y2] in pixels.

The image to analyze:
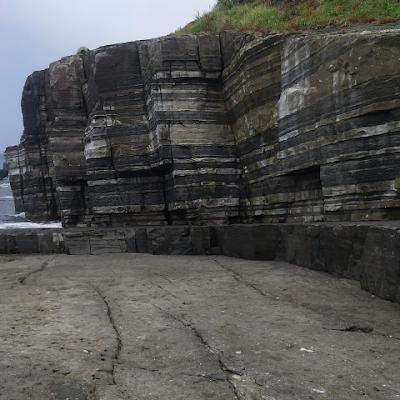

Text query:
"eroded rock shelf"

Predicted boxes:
[[1, 222, 400, 303]]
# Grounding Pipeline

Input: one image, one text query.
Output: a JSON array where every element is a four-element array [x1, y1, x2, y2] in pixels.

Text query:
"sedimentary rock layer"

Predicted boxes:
[[6, 28, 400, 226]]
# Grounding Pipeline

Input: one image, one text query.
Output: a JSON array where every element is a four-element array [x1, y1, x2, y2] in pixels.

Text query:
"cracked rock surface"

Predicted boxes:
[[0, 253, 399, 400]]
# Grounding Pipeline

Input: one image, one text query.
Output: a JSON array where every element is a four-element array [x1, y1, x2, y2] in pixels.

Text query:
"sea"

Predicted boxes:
[[0, 177, 62, 229]]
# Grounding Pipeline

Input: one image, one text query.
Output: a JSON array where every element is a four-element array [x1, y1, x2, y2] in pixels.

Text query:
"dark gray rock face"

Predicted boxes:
[[6, 28, 400, 226], [0, 153, 8, 179]]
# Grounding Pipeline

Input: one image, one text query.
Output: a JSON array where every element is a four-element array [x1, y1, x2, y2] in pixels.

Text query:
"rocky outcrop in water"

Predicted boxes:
[[0, 154, 8, 179], [6, 27, 400, 227]]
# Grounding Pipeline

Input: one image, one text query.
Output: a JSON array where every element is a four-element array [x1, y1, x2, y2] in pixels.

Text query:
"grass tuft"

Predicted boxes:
[[175, 0, 400, 34]]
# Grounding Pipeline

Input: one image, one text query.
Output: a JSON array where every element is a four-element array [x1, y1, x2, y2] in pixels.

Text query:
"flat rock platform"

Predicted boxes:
[[0, 253, 399, 400]]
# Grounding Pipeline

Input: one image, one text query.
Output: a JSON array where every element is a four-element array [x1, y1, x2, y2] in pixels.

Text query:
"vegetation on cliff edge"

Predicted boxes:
[[176, 0, 400, 34]]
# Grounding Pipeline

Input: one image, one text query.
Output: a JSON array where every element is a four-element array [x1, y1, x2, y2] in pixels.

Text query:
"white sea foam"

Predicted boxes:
[[0, 181, 62, 228], [0, 221, 62, 230]]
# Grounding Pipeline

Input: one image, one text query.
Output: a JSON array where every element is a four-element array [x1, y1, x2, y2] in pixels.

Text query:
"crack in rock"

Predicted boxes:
[[326, 325, 374, 334], [19, 258, 53, 284], [151, 271, 173, 284], [136, 366, 161, 373], [214, 259, 267, 298], [219, 355, 272, 400], [85, 382, 98, 400], [324, 325, 400, 341], [219, 355, 247, 400], [91, 284, 122, 385], [153, 305, 245, 399], [153, 305, 213, 352], [152, 283, 184, 302]]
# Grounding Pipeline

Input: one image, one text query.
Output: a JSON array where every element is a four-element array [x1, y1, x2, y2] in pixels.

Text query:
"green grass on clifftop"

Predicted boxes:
[[176, 0, 400, 34]]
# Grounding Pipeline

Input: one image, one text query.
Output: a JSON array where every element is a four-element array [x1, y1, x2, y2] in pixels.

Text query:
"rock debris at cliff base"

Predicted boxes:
[[5, 27, 400, 227], [0, 253, 399, 400]]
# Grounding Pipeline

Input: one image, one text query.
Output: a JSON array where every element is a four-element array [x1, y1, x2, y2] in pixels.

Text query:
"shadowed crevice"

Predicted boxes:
[[90, 284, 122, 386], [153, 305, 240, 399], [214, 258, 267, 297], [19, 257, 53, 284]]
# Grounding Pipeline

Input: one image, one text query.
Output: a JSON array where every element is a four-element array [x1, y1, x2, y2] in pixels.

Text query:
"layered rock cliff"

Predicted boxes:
[[6, 28, 400, 227]]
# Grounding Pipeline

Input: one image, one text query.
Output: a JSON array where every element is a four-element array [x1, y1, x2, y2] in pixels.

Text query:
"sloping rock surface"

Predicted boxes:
[[1, 253, 399, 400], [6, 28, 400, 226]]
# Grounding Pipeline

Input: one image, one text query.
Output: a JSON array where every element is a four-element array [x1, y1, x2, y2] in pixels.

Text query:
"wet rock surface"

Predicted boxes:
[[1, 253, 399, 399]]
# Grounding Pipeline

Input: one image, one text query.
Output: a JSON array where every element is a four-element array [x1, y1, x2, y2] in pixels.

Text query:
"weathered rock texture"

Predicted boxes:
[[1, 222, 400, 303], [1, 253, 399, 400], [6, 28, 400, 226]]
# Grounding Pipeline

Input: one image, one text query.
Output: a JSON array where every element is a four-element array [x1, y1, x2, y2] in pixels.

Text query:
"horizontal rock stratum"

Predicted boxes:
[[6, 27, 400, 227]]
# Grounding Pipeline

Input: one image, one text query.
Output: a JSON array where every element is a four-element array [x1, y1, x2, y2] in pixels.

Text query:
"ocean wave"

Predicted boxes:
[[2, 212, 26, 219], [0, 221, 63, 230]]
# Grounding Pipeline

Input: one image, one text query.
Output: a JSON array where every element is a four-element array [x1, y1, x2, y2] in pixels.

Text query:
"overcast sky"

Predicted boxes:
[[0, 0, 217, 153]]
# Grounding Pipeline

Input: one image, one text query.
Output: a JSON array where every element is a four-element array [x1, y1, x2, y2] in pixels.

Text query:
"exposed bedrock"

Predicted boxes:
[[6, 27, 400, 226], [1, 223, 399, 303]]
